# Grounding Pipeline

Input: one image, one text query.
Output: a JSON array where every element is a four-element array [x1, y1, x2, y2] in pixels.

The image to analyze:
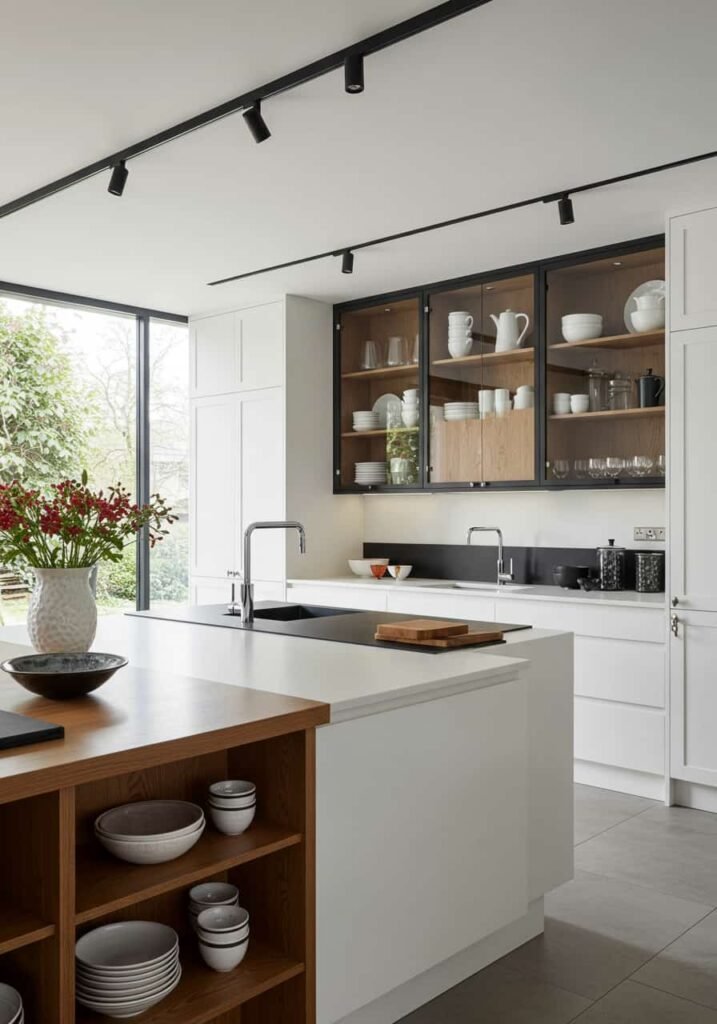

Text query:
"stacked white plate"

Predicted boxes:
[[95, 799, 205, 864], [352, 410, 380, 432], [0, 983, 23, 1024], [355, 461, 387, 485], [76, 921, 181, 1018], [444, 402, 479, 421]]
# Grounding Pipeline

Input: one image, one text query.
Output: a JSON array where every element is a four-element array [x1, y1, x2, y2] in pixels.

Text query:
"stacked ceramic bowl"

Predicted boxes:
[[189, 882, 239, 932], [196, 906, 250, 973], [352, 410, 379, 432], [444, 402, 479, 421], [354, 461, 387, 485], [561, 313, 603, 343], [0, 984, 23, 1024], [75, 922, 180, 1018], [95, 800, 205, 864], [208, 780, 256, 836]]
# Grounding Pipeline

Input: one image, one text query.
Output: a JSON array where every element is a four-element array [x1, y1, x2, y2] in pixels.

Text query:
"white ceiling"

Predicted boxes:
[[2, 0, 717, 316]]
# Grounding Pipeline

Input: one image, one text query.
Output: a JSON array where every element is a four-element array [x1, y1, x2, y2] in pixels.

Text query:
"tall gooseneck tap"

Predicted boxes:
[[466, 526, 514, 586], [229, 521, 306, 624]]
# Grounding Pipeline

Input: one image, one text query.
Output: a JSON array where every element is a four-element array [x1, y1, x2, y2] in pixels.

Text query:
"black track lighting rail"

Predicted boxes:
[[207, 143, 717, 285], [0, 0, 492, 221]]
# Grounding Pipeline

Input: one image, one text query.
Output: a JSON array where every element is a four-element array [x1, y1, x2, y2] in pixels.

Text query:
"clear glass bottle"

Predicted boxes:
[[586, 361, 609, 412], [607, 375, 633, 411]]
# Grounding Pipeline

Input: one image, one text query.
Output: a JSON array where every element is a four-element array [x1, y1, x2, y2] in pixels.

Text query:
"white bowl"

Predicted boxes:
[[209, 803, 255, 835], [96, 800, 204, 841], [189, 881, 240, 907], [631, 308, 665, 332], [95, 814, 204, 844], [197, 924, 249, 947], [207, 795, 256, 812], [570, 395, 590, 414], [0, 985, 21, 1024], [76, 968, 181, 1017], [197, 906, 249, 933], [96, 821, 204, 864], [562, 323, 603, 343], [199, 935, 248, 973], [76, 922, 179, 972], [562, 313, 603, 323], [209, 780, 255, 800], [348, 558, 389, 577], [387, 565, 413, 580]]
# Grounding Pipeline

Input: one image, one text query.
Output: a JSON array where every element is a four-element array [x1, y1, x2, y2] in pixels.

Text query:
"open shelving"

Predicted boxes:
[[341, 363, 418, 381], [549, 407, 664, 422], [550, 329, 664, 351]]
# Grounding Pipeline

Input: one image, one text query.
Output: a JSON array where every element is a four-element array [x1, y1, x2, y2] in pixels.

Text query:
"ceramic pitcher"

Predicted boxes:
[[490, 309, 530, 352]]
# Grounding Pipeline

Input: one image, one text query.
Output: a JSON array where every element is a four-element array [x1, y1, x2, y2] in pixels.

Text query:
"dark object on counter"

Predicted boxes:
[[0, 709, 64, 749], [638, 368, 665, 408], [597, 539, 627, 591], [1, 652, 128, 699], [635, 551, 665, 593], [577, 577, 601, 591], [552, 565, 591, 589]]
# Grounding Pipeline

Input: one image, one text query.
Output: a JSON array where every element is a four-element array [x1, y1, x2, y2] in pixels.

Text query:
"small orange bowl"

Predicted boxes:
[[370, 564, 388, 579]]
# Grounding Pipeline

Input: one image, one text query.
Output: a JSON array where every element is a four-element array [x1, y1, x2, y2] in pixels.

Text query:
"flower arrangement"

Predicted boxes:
[[0, 472, 177, 569]]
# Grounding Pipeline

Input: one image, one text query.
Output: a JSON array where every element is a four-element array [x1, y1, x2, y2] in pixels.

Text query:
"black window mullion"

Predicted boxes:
[[135, 314, 151, 610]]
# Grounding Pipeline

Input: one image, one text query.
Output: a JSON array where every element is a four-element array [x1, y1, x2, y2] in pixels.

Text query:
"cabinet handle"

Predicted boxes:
[[671, 596, 679, 607], [671, 613, 679, 637]]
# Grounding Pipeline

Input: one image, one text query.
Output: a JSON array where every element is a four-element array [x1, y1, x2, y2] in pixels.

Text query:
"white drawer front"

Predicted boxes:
[[574, 637, 665, 708], [574, 698, 665, 775], [288, 583, 388, 612], [494, 599, 664, 643], [386, 590, 496, 622]]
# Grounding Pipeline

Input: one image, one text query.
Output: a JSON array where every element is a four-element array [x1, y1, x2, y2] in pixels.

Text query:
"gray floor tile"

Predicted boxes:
[[574, 980, 717, 1023], [499, 871, 710, 1000], [398, 962, 590, 1024], [636, 804, 717, 836], [575, 814, 717, 905], [634, 909, 717, 1010], [573, 784, 657, 845]]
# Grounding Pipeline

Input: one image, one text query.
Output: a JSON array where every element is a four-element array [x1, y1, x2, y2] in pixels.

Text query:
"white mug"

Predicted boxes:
[[514, 394, 534, 410], [516, 384, 534, 396], [448, 312, 473, 332], [494, 388, 510, 403], [478, 390, 494, 416]]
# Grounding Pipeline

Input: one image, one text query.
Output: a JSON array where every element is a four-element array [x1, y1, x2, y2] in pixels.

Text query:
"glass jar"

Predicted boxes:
[[635, 551, 665, 593], [597, 539, 626, 591], [608, 375, 633, 411], [586, 362, 609, 412]]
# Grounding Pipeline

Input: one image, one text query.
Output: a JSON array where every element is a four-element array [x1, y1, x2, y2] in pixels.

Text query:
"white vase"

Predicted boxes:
[[27, 567, 97, 653]]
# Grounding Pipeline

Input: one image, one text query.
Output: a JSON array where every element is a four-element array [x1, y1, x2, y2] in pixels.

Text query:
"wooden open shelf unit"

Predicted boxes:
[[550, 407, 664, 422], [431, 347, 534, 369], [0, 663, 329, 1024], [550, 329, 664, 351], [341, 427, 419, 439], [341, 363, 419, 381]]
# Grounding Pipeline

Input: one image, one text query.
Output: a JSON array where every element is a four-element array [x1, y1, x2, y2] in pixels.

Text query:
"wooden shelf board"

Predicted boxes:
[[550, 407, 665, 422], [76, 822, 302, 924], [0, 907, 55, 955], [550, 330, 664, 351], [77, 942, 304, 1024], [341, 427, 419, 438], [342, 364, 418, 380], [432, 348, 535, 369]]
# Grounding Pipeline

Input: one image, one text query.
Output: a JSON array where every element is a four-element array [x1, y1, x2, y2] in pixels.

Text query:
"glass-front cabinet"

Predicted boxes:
[[545, 244, 665, 485], [427, 272, 537, 486], [336, 296, 422, 490]]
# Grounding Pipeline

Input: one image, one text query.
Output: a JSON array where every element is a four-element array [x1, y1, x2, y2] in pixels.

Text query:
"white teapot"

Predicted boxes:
[[490, 309, 530, 352]]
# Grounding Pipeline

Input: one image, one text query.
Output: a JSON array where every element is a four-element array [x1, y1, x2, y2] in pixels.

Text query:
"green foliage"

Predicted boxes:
[[0, 304, 94, 486]]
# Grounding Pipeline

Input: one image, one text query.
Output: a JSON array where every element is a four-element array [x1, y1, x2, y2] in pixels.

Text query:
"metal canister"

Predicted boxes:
[[597, 539, 626, 591], [635, 551, 665, 593]]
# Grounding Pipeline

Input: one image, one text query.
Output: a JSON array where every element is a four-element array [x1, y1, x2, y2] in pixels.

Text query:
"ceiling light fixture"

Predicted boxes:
[[107, 161, 128, 197], [557, 193, 575, 225], [341, 250, 354, 274], [344, 53, 365, 93], [242, 102, 271, 144]]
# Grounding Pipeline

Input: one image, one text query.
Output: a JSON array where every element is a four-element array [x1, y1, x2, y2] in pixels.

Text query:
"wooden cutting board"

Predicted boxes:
[[375, 619, 469, 641], [375, 629, 504, 649]]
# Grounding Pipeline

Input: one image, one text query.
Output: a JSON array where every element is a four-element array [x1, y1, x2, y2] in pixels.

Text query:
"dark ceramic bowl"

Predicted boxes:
[[552, 565, 591, 590], [0, 652, 128, 699]]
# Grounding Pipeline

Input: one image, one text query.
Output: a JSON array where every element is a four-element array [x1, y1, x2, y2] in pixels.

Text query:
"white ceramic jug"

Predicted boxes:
[[489, 309, 530, 352]]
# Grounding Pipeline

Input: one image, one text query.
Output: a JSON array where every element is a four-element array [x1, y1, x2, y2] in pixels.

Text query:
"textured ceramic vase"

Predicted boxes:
[[27, 567, 97, 653]]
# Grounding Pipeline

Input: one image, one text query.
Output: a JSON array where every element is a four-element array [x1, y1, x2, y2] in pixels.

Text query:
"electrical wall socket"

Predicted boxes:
[[634, 527, 666, 542]]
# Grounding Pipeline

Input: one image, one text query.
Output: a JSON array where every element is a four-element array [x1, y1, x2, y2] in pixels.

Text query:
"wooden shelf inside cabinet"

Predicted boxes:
[[0, 907, 55, 955], [76, 822, 302, 924], [550, 330, 664, 351], [341, 427, 419, 439], [341, 364, 418, 380], [76, 942, 304, 1024], [550, 407, 665, 422], [432, 348, 534, 369]]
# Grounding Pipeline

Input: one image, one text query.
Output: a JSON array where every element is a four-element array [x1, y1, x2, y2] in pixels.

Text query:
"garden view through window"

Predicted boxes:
[[0, 296, 188, 623]]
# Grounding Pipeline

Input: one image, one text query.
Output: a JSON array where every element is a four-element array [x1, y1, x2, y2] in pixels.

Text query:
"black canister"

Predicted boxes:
[[597, 539, 626, 591], [635, 551, 665, 593], [638, 368, 665, 408]]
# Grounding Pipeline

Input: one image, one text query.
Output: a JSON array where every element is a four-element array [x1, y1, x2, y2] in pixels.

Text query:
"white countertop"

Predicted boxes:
[[288, 576, 666, 609], [0, 616, 566, 724]]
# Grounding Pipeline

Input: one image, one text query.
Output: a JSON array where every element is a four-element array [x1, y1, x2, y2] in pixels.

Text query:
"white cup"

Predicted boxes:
[[494, 388, 510, 403], [553, 392, 571, 414], [514, 394, 534, 410], [570, 394, 589, 414], [516, 384, 534, 396], [495, 398, 512, 416], [448, 312, 473, 334], [478, 390, 494, 418], [403, 389, 418, 401]]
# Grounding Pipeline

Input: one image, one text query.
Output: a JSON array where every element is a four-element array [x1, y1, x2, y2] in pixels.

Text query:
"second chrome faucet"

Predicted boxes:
[[466, 526, 514, 586]]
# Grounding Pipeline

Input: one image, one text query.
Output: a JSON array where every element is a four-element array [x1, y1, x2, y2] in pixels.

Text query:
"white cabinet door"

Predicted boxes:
[[237, 388, 286, 582], [190, 395, 238, 579], [287, 583, 388, 611], [670, 207, 717, 331], [236, 303, 284, 391], [190, 577, 232, 605], [190, 312, 240, 397], [670, 610, 717, 786], [669, 327, 717, 611]]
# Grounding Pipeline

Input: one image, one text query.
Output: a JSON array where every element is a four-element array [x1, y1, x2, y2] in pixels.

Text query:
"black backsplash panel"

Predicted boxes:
[[363, 542, 640, 588]]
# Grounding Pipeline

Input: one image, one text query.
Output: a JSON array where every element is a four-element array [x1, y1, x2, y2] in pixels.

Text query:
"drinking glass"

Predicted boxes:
[[386, 336, 406, 367], [361, 340, 380, 370], [588, 458, 606, 479], [605, 457, 626, 478], [410, 334, 420, 365], [632, 455, 654, 477], [656, 454, 666, 476], [573, 459, 588, 479], [552, 459, 570, 480]]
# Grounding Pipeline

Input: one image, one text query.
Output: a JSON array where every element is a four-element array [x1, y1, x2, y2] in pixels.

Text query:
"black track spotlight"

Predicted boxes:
[[242, 102, 271, 144], [558, 193, 575, 225], [107, 160, 128, 197], [341, 250, 354, 274], [344, 53, 364, 94]]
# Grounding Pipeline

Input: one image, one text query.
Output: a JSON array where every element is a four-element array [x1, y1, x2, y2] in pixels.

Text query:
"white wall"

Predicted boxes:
[[361, 488, 665, 550]]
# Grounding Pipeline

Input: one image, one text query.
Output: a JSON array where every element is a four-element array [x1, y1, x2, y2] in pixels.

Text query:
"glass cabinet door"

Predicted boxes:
[[545, 245, 665, 485], [427, 274, 536, 485], [337, 297, 421, 489]]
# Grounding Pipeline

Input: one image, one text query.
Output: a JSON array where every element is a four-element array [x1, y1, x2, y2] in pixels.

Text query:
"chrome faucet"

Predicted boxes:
[[466, 526, 514, 586], [228, 521, 306, 624]]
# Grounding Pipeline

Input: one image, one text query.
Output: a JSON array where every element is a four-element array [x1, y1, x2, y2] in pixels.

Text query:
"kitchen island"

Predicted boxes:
[[0, 610, 573, 1024]]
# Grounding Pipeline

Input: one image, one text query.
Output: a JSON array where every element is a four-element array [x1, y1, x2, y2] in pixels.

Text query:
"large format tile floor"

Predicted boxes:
[[400, 784, 717, 1022]]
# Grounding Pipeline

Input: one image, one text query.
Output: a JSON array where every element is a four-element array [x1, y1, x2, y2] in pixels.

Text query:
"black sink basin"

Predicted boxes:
[[251, 604, 359, 622]]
